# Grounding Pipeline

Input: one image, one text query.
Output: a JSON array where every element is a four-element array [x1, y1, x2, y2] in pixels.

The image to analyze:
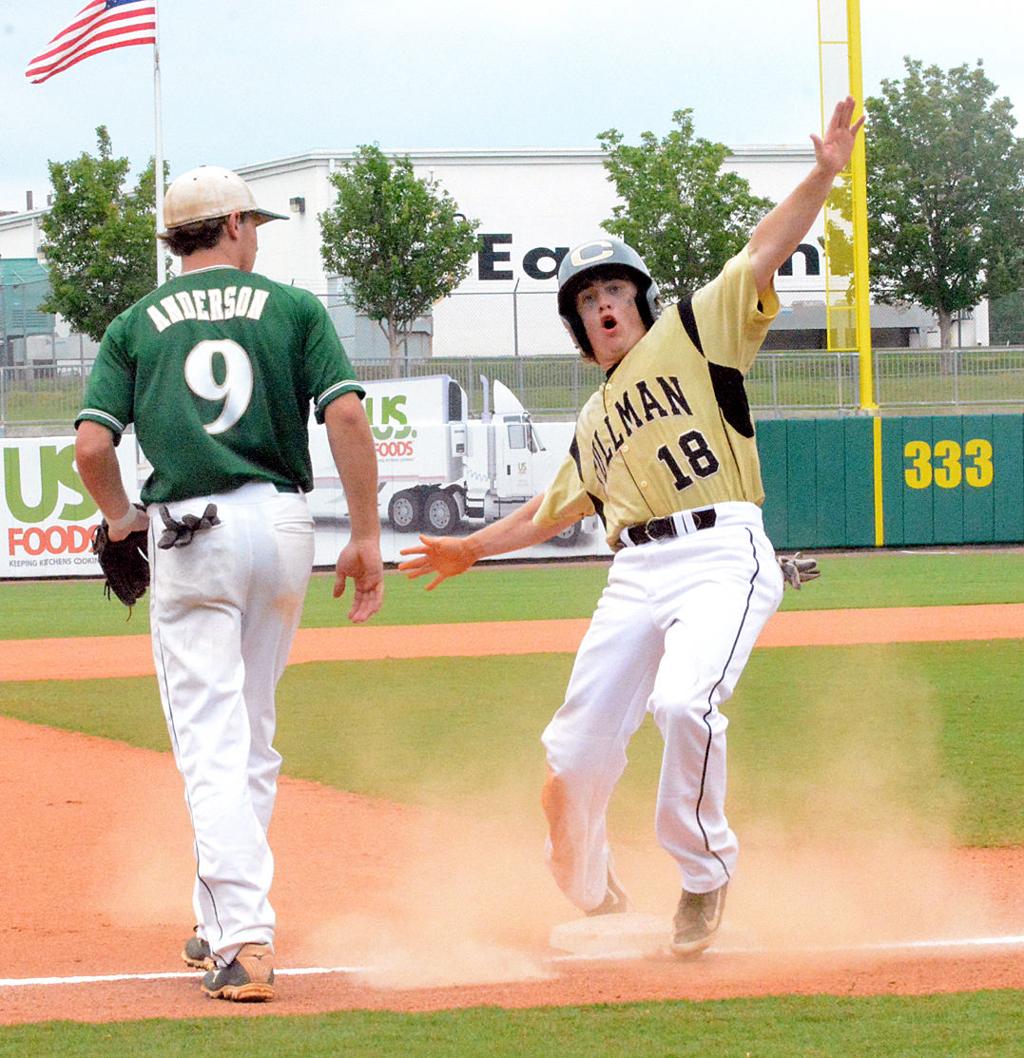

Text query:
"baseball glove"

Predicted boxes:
[[92, 511, 150, 608], [778, 552, 820, 590]]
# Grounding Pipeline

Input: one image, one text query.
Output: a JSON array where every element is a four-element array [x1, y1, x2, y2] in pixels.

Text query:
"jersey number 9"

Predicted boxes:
[[184, 339, 254, 435]]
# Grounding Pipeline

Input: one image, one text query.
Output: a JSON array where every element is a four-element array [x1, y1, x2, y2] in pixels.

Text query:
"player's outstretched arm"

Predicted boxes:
[[325, 394, 383, 622], [399, 492, 577, 591], [748, 96, 865, 293]]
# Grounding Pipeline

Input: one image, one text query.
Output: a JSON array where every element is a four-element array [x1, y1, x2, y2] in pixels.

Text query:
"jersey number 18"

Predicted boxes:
[[656, 429, 720, 492]]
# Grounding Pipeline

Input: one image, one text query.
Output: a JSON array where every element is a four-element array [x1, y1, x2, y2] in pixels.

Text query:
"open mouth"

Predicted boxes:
[[601, 316, 617, 330]]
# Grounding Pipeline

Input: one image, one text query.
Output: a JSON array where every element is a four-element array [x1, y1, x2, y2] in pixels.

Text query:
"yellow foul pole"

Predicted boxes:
[[846, 0, 876, 411], [816, 0, 875, 411], [818, 0, 883, 544]]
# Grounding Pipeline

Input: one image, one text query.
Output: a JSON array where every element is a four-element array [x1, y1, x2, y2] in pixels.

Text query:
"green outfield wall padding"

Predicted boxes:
[[785, 419, 819, 546], [842, 419, 876, 548], [881, 414, 1023, 547], [891, 417, 934, 545], [757, 413, 1024, 550], [757, 420, 788, 545], [993, 415, 1024, 541], [963, 416, 995, 545], [814, 418, 847, 545], [933, 416, 966, 545], [757, 418, 874, 550]]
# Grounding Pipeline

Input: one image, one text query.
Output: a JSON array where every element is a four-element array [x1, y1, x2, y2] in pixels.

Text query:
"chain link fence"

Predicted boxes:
[[743, 347, 1024, 416], [0, 363, 96, 434], [3, 347, 1024, 435]]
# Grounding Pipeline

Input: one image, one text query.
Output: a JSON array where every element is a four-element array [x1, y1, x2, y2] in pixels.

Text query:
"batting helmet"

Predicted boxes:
[[557, 237, 661, 357]]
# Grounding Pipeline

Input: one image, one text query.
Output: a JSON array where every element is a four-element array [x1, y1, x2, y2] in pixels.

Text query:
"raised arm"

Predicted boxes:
[[748, 96, 865, 294], [399, 492, 580, 591]]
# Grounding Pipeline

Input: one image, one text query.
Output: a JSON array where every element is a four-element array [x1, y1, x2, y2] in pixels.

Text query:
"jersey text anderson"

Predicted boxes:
[[591, 374, 691, 484], [146, 284, 270, 333]]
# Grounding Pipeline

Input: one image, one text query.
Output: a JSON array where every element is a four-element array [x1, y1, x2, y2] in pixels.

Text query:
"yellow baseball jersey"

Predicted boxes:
[[536, 248, 779, 549]]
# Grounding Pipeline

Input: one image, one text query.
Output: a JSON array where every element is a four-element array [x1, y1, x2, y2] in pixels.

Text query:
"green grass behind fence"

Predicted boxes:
[[4, 349, 1024, 429]]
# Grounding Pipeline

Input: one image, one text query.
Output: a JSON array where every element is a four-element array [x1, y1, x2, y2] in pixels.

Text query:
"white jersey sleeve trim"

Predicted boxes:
[[315, 379, 366, 415], [75, 408, 126, 434]]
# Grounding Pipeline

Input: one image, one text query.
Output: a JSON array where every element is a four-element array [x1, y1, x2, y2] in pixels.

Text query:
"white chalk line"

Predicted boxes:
[[0, 965, 372, 989], [3, 933, 1024, 988]]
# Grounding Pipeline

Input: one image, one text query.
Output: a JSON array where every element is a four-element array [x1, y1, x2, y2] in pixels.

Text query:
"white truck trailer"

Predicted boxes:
[[310, 374, 589, 543]]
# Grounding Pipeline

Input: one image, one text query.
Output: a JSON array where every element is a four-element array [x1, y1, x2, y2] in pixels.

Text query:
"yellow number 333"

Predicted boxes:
[[904, 439, 994, 489]]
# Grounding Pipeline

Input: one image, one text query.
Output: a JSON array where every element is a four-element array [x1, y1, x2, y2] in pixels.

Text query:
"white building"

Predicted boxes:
[[0, 145, 984, 362]]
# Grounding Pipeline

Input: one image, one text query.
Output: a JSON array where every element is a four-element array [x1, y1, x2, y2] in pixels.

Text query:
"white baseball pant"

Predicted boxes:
[[148, 481, 314, 966], [541, 501, 783, 910]]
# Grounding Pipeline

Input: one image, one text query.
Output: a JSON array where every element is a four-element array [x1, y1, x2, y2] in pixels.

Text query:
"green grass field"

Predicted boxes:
[[2, 641, 1020, 845], [0, 993, 1019, 1058], [1, 551, 1022, 1054], [2, 549, 1022, 639]]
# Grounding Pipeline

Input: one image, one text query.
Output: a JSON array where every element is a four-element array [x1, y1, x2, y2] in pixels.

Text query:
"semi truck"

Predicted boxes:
[[309, 374, 590, 543]]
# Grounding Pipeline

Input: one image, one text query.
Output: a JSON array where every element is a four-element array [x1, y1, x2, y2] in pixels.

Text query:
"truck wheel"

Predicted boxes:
[[421, 491, 460, 533], [552, 520, 582, 547], [388, 490, 421, 533]]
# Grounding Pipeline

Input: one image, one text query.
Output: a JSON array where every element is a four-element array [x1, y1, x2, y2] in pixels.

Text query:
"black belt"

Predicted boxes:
[[624, 507, 717, 546]]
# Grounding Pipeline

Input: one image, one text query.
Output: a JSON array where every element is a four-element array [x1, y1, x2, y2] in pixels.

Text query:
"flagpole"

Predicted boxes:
[[153, 1, 166, 287]]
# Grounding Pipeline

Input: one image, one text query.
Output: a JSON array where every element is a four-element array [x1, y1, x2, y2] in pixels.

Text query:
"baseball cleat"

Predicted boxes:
[[181, 927, 215, 971], [587, 866, 629, 916], [671, 882, 727, 958], [201, 942, 275, 1002]]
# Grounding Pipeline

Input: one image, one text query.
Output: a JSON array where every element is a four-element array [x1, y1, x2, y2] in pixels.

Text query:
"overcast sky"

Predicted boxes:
[[1, 0, 1021, 213]]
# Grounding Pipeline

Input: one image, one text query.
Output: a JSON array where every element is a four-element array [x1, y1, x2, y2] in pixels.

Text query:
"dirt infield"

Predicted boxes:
[[2, 606, 1023, 1025], [1, 603, 1022, 683]]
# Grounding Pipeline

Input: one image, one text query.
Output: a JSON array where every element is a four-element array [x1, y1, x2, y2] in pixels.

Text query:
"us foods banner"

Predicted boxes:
[[1, 436, 141, 579], [0, 425, 609, 580]]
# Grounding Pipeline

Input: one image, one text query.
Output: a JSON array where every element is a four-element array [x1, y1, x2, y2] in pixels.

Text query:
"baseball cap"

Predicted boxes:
[[160, 166, 287, 234]]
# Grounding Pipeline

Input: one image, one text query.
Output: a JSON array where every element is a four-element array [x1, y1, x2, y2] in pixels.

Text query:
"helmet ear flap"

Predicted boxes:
[[637, 284, 662, 329], [561, 315, 594, 359]]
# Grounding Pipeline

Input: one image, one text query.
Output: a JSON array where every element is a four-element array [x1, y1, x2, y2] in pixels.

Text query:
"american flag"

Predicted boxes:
[[25, 0, 157, 85]]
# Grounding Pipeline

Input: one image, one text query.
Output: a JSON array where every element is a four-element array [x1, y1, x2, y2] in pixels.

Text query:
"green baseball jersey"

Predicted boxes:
[[76, 265, 364, 504], [536, 248, 779, 548]]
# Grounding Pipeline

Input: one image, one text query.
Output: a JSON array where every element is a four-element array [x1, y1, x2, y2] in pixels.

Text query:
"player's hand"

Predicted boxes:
[[333, 538, 383, 622], [106, 504, 150, 543], [398, 534, 480, 591], [810, 96, 865, 177]]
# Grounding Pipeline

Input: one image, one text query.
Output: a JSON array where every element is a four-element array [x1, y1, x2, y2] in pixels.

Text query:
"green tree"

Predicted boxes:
[[40, 127, 163, 341], [989, 289, 1024, 345], [598, 110, 774, 301], [318, 145, 479, 374], [866, 58, 1024, 348]]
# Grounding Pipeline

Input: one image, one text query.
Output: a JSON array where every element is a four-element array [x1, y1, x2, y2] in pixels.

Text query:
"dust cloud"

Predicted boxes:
[[87, 760, 195, 928], [714, 651, 1008, 955], [304, 782, 564, 988], [301, 650, 1012, 985], [89, 649, 1010, 986]]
